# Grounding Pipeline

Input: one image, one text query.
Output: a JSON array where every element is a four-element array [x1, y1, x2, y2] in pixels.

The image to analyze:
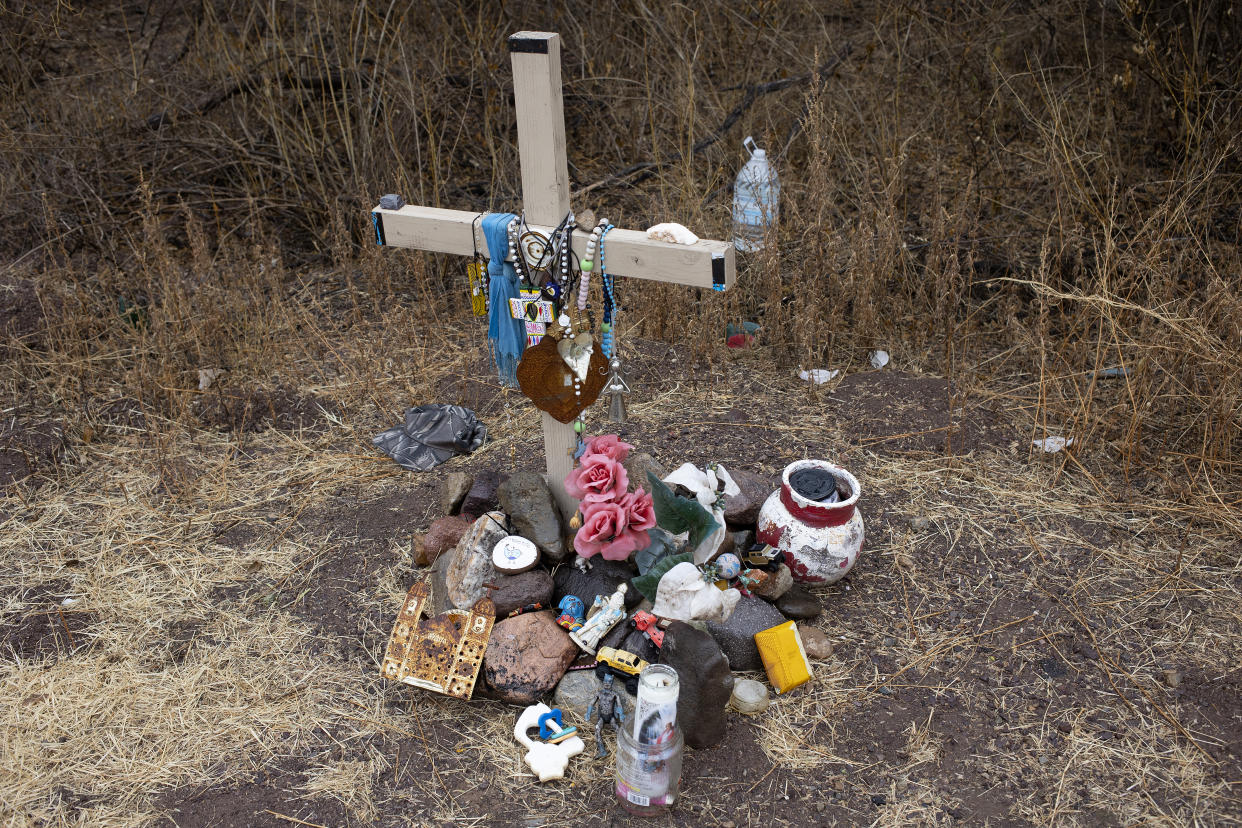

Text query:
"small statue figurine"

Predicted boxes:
[[602, 356, 631, 423], [569, 583, 628, 654], [586, 673, 626, 758], [555, 595, 585, 632]]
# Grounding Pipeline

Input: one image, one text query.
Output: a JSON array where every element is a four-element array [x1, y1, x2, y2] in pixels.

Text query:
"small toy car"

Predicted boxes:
[[596, 646, 648, 676], [630, 610, 665, 648], [595, 646, 647, 694]]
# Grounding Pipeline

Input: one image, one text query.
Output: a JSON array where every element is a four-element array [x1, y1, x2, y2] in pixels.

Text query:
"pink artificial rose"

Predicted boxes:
[[584, 434, 634, 462], [574, 501, 637, 560], [565, 453, 629, 504], [620, 488, 656, 532]]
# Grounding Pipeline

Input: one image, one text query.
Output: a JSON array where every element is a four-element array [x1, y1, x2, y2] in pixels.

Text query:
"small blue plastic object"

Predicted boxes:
[[538, 708, 577, 742], [557, 595, 585, 620]]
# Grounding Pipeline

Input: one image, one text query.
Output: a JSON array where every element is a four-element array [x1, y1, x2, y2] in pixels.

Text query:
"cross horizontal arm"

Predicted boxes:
[[372, 204, 735, 291]]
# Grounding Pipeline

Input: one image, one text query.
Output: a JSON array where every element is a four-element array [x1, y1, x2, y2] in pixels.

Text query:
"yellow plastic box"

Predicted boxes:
[[753, 620, 812, 695]]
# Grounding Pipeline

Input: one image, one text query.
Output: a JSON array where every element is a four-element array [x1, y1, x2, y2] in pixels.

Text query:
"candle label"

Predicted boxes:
[[632, 665, 679, 745]]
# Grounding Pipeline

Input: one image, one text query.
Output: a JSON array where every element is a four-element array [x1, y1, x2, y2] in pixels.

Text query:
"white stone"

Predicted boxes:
[[645, 222, 699, 245]]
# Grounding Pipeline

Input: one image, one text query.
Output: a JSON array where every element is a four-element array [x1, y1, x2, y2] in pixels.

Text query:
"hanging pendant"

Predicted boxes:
[[466, 259, 487, 317], [603, 356, 631, 424], [516, 336, 609, 424], [557, 332, 594, 382]]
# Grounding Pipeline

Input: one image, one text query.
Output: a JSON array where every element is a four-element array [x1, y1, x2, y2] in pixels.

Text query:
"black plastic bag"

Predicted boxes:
[[372, 404, 486, 471]]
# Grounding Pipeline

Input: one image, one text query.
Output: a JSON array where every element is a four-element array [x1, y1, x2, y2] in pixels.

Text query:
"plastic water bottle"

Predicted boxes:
[[732, 136, 779, 252]]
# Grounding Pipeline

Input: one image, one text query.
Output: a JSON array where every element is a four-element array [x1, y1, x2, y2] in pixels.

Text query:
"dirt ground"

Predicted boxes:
[[2, 326, 1239, 828]]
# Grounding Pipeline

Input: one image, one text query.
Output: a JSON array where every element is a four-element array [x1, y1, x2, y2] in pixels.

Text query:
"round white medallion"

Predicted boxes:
[[492, 535, 540, 574]]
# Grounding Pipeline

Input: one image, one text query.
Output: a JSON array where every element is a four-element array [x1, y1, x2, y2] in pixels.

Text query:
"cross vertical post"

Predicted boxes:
[[507, 31, 579, 519]]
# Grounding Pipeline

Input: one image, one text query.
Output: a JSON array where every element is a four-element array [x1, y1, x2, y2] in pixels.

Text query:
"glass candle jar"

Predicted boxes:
[[614, 724, 683, 816]]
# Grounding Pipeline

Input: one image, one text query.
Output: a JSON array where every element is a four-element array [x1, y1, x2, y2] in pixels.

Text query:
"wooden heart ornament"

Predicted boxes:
[[516, 335, 609, 424]]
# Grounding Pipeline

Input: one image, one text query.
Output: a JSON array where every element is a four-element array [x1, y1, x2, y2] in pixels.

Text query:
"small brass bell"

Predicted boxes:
[[603, 357, 631, 424]]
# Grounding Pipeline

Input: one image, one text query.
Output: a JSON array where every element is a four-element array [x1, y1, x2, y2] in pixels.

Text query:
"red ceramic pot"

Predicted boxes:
[[756, 460, 864, 584]]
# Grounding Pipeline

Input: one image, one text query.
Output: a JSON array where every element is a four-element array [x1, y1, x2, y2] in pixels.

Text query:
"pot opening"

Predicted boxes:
[[789, 466, 851, 503]]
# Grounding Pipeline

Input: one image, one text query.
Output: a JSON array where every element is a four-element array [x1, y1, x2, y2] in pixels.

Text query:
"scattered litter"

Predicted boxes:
[[870, 350, 890, 369], [197, 368, 224, 391], [1033, 436, 1074, 453], [798, 368, 839, 385], [60, 597, 78, 607], [645, 223, 699, 245], [372, 404, 487, 472], [1095, 366, 1129, 378]]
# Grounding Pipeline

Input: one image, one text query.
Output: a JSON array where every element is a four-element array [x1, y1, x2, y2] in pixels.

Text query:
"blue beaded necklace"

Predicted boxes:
[[598, 223, 616, 357]]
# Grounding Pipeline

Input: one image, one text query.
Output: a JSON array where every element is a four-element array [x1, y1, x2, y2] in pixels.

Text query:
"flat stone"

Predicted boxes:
[[800, 627, 833, 659], [723, 469, 773, 528], [490, 569, 555, 618], [776, 584, 823, 619], [622, 452, 667, 493], [554, 668, 635, 724], [660, 621, 734, 749], [441, 472, 473, 515], [460, 470, 505, 518], [704, 593, 786, 672], [498, 471, 566, 562], [553, 557, 642, 612], [483, 611, 578, 706], [414, 515, 473, 567], [444, 511, 508, 610]]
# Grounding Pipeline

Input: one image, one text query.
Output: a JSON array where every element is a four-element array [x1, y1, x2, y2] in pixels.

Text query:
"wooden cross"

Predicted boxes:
[[371, 31, 736, 515]]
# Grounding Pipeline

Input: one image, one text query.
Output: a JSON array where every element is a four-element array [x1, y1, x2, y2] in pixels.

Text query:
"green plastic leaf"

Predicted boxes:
[[646, 471, 719, 556], [631, 551, 693, 603], [634, 527, 678, 576]]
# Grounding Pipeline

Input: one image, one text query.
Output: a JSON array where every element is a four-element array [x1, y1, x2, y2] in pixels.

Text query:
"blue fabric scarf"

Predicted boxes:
[[483, 213, 524, 387]]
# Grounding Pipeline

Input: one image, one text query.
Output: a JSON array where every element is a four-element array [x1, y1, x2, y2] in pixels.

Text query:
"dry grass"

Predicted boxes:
[[0, 1, 1239, 826]]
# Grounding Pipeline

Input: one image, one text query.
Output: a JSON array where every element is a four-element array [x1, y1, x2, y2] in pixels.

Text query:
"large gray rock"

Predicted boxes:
[[660, 622, 734, 749], [444, 511, 508, 610], [490, 568, 555, 618], [553, 557, 642, 612], [498, 472, 566, 562], [705, 593, 786, 672], [723, 469, 773, 527], [483, 611, 578, 706], [554, 668, 636, 724]]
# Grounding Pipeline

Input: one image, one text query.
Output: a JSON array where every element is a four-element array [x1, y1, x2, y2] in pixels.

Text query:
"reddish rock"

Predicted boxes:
[[723, 469, 773, 527], [489, 569, 555, 618], [483, 611, 578, 706], [414, 515, 474, 567]]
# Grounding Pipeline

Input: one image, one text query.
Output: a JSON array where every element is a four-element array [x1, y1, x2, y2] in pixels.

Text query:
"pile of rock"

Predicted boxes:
[[405, 457, 829, 750]]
